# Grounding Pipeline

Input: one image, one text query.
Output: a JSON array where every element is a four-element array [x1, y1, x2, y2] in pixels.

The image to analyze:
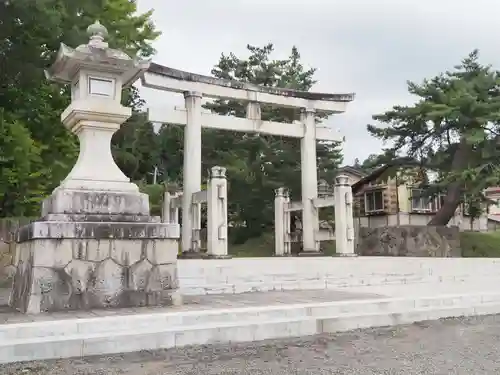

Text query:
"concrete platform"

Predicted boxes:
[[4, 256, 500, 365], [2, 287, 500, 364]]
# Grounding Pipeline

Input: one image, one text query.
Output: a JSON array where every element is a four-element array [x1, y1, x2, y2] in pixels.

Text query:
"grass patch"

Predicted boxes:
[[229, 233, 276, 257], [460, 231, 500, 257], [229, 232, 337, 257]]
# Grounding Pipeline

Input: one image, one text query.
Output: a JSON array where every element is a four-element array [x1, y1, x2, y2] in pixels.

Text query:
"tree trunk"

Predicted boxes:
[[428, 139, 471, 226]]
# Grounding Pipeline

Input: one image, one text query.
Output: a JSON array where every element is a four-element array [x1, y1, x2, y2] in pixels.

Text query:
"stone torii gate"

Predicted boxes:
[[142, 64, 354, 256]]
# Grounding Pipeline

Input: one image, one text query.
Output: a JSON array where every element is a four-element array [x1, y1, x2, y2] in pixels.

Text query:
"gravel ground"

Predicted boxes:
[[3, 315, 500, 375]]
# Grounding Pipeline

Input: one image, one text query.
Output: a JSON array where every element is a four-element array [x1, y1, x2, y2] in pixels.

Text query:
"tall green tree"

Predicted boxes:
[[0, 110, 49, 217], [111, 87, 162, 184], [156, 125, 184, 184], [357, 154, 383, 173], [368, 50, 500, 225], [0, 0, 160, 217], [204, 44, 343, 242]]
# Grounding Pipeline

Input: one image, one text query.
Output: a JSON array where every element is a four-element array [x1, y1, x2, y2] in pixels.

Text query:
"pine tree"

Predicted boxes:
[[368, 50, 500, 225]]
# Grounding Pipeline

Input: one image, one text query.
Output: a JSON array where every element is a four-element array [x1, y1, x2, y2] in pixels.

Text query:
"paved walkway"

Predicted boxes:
[[2, 315, 500, 374], [0, 288, 384, 324]]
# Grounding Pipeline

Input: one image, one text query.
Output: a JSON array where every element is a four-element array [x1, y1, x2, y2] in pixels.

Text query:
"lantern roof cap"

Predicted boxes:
[[45, 21, 150, 87]]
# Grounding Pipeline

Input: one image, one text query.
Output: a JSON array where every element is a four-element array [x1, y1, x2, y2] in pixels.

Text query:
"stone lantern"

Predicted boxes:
[[44, 20, 149, 192], [10, 21, 181, 314]]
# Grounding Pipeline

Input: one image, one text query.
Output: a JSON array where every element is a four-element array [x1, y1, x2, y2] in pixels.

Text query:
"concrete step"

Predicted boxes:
[[2, 292, 500, 364], [1, 291, 498, 341], [180, 275, 500, 296], [348, 280, 500, 297]]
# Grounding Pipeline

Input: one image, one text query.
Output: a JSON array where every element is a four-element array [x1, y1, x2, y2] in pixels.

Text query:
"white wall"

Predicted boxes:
[[177, 257, 500, 296]]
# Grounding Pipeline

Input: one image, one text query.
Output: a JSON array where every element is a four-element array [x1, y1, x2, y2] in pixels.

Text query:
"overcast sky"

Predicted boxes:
[[137, 0, 500, 165]]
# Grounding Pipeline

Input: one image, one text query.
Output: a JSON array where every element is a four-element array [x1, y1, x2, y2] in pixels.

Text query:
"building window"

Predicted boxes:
[[412, 188, 446, 212], [364, 190, 384, 213], [432, 194, 445, 212], [411, 189, 432, 211]]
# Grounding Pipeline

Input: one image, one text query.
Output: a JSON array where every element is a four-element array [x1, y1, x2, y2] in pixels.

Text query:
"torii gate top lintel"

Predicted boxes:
[[143, 62, 355, 113]]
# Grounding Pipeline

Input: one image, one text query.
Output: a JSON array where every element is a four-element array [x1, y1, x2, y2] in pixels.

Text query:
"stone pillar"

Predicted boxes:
[[10, 21, 182, 314], [191, 200, 202, 252], [180, 91, 203, 258], [162, 187, 170, 223], [299, 108, 320, 254], [334, 174, 357, 257], [163, 191, 180, 225], [206, 166, 230, 259], [275, 188, 293, 256]]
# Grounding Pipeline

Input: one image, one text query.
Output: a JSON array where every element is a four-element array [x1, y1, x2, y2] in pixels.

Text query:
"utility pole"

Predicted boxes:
[[153, 166, 158, 185]]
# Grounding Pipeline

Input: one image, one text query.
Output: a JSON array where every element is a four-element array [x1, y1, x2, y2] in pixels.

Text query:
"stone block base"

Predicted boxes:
[[177, 250, 232, 260], [10, 219, 181, 314], [202, 254, 233, 260], [178, 251, 205, 259], [296, 251, 326, 257], [332, 253, 358, 257], [357, 225, 461, 257], [41, 188, 150, 216]]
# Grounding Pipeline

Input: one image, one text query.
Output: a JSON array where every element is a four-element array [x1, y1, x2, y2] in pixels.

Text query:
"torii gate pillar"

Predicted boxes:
[[180, 91, 203, 257], [300, 108, 320, 253]]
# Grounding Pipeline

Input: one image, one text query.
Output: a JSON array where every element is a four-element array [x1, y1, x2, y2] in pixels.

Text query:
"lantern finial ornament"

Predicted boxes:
[[87, 20, 109, 48]]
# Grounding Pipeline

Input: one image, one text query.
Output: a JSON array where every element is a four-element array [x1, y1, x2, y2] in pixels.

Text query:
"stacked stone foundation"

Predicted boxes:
[[10, 189, 181, 314]]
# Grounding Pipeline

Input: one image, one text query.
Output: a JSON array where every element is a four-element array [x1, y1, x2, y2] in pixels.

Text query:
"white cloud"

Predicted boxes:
[[137, 0, 500, 164]]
